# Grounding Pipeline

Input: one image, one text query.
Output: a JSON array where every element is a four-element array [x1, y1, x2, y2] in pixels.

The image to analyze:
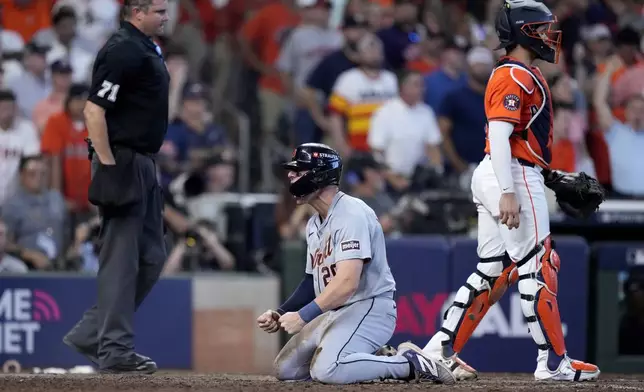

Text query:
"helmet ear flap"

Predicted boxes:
[[495, 5, 514, 49]]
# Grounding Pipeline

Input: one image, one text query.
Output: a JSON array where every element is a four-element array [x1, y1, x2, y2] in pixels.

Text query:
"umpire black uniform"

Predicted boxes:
[[64, 9, 169, 374]]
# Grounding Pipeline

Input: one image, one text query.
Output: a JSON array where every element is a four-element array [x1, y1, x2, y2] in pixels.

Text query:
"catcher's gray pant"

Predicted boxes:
[[65, 153, 167, 369], [274, 295, 411, 384]]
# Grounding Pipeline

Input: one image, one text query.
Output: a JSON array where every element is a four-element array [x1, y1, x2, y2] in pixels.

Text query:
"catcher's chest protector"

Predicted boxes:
[[495, 58, 554, 167]]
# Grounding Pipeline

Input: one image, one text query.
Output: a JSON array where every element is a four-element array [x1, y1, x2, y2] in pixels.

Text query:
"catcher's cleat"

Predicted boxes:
[[398, 341, 477, 381], [534, 351, 600, 382], [401, 348, 455, 385]]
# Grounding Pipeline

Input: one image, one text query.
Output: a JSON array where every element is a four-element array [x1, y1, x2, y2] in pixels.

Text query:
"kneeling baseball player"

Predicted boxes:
[[400, 0, 604, 383], [257, 143, 455, 385]]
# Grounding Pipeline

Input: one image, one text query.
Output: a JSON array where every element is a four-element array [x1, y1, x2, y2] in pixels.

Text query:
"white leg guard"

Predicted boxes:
[[427, 255, 509, 354]]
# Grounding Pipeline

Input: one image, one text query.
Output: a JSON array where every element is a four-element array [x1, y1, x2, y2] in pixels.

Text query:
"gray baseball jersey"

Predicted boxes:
[[305, 191, 396, 305]]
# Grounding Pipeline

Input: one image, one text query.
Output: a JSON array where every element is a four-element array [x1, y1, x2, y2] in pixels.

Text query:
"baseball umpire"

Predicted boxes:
[[63, 0, 170, 374]]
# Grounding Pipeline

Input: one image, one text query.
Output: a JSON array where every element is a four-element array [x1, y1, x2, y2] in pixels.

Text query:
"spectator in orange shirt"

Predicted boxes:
[[40, 84, 91, 214], [1, 0, 54, 43], [596, 27, 642, 122], [174, 0, 247, 100], [406, 31, 444, 75], [239, 0, 300, 124], [32, 60, 73, 134], [239, 0, 299, 189]]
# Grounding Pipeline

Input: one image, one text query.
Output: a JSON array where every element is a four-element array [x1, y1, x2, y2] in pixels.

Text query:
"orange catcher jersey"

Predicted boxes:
[[483, 56, 554, 168]]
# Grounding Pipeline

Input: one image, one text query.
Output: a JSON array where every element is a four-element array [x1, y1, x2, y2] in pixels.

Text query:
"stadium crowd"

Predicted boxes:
[[0, 0, 642, 275]]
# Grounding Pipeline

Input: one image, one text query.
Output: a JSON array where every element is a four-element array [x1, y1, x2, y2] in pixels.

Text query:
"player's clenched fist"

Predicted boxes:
[[279, 312, 305, 335], [257, 309, 281, 333]]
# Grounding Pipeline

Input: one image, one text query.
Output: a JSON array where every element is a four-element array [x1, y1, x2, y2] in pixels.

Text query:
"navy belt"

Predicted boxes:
[[485, 155, 535, 168], [517, 158, 535, 167]]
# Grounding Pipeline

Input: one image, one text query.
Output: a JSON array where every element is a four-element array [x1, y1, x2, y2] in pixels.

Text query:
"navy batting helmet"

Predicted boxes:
[[282, 143, 343, 197], [495, 0, 562, 63]]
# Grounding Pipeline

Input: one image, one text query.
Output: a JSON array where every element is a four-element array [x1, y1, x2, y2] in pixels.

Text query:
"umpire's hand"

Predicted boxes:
[[257, 309, 281, 333]]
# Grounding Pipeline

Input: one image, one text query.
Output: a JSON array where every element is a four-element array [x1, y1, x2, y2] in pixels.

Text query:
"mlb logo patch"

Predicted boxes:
[[503, 94, 520, 111], [341, 240, 360, 251]]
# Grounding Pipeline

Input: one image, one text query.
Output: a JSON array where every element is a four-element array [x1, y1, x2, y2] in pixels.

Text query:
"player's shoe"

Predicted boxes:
[[534, 351, 600, 382], [397, 341, 477, 381], [400, 346, 456, 384]]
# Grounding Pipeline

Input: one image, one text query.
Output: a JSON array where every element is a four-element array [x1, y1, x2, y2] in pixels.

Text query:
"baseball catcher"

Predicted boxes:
[[257, 143, 455, 385], [401, 0, 602, 382]]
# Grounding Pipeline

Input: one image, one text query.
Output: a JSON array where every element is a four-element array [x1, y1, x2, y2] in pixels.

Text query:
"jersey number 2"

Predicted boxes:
[[97, 80, 120, 102], [321, 264, 337, 286]]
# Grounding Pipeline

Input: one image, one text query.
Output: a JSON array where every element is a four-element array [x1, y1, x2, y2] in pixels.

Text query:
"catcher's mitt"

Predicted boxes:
[[542, 169, 606, 219]]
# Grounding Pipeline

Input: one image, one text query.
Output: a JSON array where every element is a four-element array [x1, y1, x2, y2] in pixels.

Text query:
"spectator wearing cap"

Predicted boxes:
[[344, 153, 397, 234], [32, 60, 73, 134], [43, 6, 95, 84], [277, 0, 343, 145], [437, 46, 492, 174], [368, 70, 442, 193], [406, 30, 444, 75], [40, 84, 92, 213], [160, 83, 232, 187], [6, 42, 51, 120], [593, 55, 644, 198], [0, 90, 40, 207], [300, 14, 367, 142], [0, 0, 54, 43], [422, 39, 467, 113], [377, 0, 422, 71]]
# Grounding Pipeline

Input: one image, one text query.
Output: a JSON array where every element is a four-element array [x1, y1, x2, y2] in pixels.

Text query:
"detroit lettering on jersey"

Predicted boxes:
[[305, 192, 396, 306]]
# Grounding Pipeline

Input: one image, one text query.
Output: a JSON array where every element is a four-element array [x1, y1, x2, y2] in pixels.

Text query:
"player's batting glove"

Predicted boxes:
[[542, 169, 606, 219], [257, 309, 281, 333]]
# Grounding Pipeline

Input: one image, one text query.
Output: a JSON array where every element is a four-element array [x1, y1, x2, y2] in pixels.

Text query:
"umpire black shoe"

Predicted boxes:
[[99, 354, 158, 375], [64, 335, 156, 374]]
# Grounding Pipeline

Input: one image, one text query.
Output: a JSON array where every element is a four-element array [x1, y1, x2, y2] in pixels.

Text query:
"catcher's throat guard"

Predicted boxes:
[[542, 169, 606, 219]]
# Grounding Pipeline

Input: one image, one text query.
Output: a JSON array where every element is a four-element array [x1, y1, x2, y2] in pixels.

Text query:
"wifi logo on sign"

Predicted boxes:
[[0, 289, 61, 354], [31, 290, 61, 322]]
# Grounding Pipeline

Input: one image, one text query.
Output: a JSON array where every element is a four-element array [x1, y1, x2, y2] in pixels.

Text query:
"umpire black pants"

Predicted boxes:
[[65, 151, 167, 369]]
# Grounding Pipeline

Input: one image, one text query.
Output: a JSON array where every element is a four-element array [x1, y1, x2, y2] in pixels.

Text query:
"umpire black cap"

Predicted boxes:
[[282, 143, 343, 198]]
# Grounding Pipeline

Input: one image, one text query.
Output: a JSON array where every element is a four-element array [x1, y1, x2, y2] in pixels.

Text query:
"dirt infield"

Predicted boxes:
[[1, 373, 643, 392]]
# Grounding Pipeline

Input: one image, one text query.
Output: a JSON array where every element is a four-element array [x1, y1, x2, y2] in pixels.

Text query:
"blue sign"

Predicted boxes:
[[595, 242, 644, 271], [0, 277, 192, 369], [386, 235, 590, 373]]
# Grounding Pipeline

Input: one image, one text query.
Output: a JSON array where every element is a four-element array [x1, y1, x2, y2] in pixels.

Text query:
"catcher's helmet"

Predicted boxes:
[[282, 143, 343, 197], [495, 0, 562, 63]]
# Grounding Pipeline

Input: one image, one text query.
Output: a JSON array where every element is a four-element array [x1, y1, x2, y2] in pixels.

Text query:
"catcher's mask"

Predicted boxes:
[[495, 0, 562, 64], [282, 143, 343, 198]]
